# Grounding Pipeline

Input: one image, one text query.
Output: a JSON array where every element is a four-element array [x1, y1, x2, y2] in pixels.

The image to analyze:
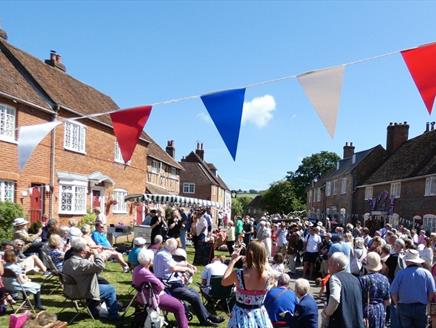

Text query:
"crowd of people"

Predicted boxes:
[[1, 208, 436, 328]]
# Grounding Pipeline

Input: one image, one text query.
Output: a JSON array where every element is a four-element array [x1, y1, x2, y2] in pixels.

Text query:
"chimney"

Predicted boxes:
[[431, 122, 436, 131], [44, 50, 66, 72], [386, 122, 409, 154], [195, 142, 204, 160], [165, 140, 175, 159], [343, 142, 355, 159], [425, 122, 430, 133]]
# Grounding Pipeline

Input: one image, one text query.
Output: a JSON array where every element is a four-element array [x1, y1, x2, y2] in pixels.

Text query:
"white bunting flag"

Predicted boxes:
[[297, 65, 345, 138], [18, 121, 62, 171]]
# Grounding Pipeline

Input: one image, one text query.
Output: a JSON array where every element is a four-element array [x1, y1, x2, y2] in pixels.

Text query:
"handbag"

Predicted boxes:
[[144, 307, 165, 328], [9, 311, 31, 328]]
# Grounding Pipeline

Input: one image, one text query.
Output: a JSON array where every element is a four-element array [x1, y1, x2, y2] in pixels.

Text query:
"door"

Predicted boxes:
[[29, 185, 44, 224]]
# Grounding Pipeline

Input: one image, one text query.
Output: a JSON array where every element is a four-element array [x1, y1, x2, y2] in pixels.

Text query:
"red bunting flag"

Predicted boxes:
[[401, 43, 436, 115], [110, 105, 152, 163]]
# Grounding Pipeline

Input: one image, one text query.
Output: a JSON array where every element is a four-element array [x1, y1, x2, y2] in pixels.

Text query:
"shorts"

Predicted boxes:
[[303, 252, 319, 263]]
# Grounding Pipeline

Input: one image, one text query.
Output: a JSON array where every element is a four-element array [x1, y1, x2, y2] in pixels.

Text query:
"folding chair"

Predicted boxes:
[[58, 273, 95, 324], [41, 251, 62, 295], [200, 275, 234, 314], [2, 268, 37, 314]]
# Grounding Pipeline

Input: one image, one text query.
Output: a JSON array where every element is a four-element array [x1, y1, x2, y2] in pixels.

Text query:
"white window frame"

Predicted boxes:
[[0, 180, 15, 202], [332, 179, 338, 195], [308, 190, 313, 204], [112, 189, 128, 214], [365, 186, 373, 200], [425, 176, 436, 196], [326, 181, 331, 197], [0, 103, 16, 142], [316, 188, 321, 202], [390, 182, 401, 199], [340, 177, 347, 194], [64, 121, 86, 154], [150, 160, 161, 174], [183, 182, 195, 194], [58, 180, 87, 215], [114, 141, 131, 165]]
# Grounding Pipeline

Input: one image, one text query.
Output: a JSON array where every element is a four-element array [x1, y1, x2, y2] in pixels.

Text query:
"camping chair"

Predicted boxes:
[[40, 251, 62, 295], [2, 268, 36, 314], [58, 272, 95, 324], [200, 275, 234, 314]]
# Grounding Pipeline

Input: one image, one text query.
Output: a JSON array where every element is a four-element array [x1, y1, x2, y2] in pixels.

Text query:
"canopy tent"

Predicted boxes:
[[124, 193, 223, 209]]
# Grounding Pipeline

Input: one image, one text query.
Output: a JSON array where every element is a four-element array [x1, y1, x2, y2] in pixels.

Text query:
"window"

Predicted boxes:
[[316, 188, 321, 202], [150, 160, 161, 174], [326, 181, 331, 197], [365, 186, 373, 200], [112, 189, 127, 214], [0, 180, 14, 202], [340, 178, 347, 194], [332, 180, 338, 195], [59, 181, 87, 215], [308, 190, 313, 204], [0, 104, 16, 141], [183, 183, 195, 194], [390, 182, 401, 198], [114, 142, 131, 164], [425, 176, 436, 196], [64, 121, 86, 153]]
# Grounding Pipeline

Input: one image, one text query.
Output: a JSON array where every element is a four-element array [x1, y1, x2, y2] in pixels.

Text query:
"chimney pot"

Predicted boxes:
[[425, 122, 430, 133], [431, 122, 435, 131]]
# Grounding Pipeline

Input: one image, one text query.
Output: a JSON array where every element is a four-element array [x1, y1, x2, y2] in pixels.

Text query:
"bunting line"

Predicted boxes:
[[62, 43, 426, 123]]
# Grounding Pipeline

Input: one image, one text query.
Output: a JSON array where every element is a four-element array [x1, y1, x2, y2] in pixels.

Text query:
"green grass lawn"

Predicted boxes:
[[0, 246, 229, 328]]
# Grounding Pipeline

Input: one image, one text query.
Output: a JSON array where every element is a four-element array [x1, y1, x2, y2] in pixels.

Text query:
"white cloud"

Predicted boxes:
[[196, 111, 213, 125], [242, 94, 276, 128]]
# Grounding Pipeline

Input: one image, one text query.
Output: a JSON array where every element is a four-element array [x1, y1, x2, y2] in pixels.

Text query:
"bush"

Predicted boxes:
[[0, 202, 25, 240], [79, 209, 97, 227]]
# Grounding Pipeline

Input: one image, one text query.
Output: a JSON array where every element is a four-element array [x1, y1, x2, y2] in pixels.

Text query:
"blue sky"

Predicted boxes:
[[2, 1, 436, 190]]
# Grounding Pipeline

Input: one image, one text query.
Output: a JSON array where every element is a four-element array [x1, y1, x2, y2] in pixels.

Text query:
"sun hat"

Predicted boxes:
[[133, 237, 146, 246], [13, 218, 28, 227], [172, 248, 187, 262], [69, 227, 82, 239], [403, 249, 425, 264], [366, 252, 383, 272]]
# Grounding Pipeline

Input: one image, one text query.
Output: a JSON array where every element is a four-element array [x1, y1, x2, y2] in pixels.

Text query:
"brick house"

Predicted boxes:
[[355, 122, 436, 231], [179, 143, 231, 216], [146, 139, 183, 195], [307, 142, 385, 224], [0, 29, 177, 225]]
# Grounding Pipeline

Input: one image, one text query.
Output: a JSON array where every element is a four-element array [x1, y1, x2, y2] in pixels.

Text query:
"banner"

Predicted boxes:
[[297, 65, 345, 138], [18, 121, 62, 171], [201, 88, 246, 160], [402, 42, 436, 115], [110, 105, 153, 163]]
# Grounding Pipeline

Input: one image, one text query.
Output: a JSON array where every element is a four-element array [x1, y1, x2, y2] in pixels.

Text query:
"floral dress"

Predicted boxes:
[[359, 272, 390, 328], [228, 269, 273, 328]]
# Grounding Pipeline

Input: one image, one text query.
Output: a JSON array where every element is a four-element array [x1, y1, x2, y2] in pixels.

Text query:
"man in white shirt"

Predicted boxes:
[[196, 214, 208, 242], [201, 256, 228, 292], [303, 226, 322, 279]]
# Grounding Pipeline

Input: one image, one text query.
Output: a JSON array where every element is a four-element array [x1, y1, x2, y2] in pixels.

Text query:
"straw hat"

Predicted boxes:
[[403, 249, 425, 264], [13, 218, 28, 227], [366, 252, 383, 272], [133, 237, 146, 246]]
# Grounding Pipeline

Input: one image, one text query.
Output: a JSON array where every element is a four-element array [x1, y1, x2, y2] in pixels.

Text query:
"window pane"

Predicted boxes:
[[0, 104, 16, 139]]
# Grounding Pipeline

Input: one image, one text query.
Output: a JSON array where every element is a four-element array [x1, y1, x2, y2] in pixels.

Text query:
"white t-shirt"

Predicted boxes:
[[195, 216, 208, 236], [201, 261, 228, 286], [305, 233, 321, 252]]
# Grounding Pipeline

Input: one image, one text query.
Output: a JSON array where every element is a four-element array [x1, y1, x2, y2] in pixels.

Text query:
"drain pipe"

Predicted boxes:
[[49, 105, 60, 218]]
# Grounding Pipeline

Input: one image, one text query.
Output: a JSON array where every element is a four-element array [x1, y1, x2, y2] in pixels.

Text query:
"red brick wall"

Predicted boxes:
[[0, 98, 148, 226]]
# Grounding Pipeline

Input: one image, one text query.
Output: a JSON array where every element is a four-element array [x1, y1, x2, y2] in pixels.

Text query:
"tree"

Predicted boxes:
[[231, 198, 243, 217], [286, 151, 340, 202], [261, 180, 303, 214]]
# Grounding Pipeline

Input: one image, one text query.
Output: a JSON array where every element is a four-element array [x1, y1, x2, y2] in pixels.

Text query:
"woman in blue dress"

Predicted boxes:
[[222, 240, 273, 328], [359, 252, 391, 328]]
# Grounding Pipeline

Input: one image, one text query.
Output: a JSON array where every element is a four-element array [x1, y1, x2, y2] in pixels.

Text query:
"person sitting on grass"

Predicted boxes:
[[63, 237, 120, 321], [133, 248, 188, 328], [85, 223, 130, 273]]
